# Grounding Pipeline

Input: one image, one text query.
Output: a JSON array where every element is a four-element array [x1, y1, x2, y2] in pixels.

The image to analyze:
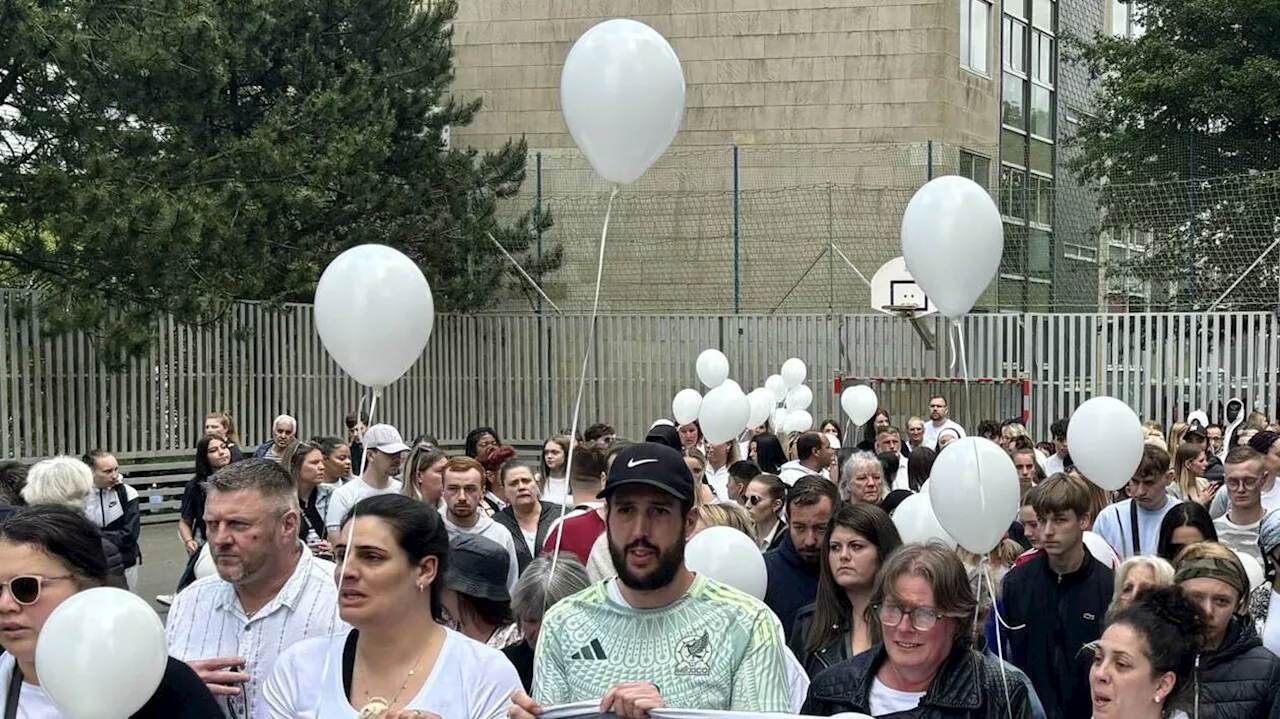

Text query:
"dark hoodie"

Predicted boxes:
[[1194, 615, 1280, 719], [763, 531, 819, 644]]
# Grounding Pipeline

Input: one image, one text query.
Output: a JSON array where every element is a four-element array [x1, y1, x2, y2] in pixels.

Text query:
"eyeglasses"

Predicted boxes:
[[745, 494, 764, 507], [0, 575, 73, 606], [1226, 477, 1263, 490], [877, 603, 951, 632]]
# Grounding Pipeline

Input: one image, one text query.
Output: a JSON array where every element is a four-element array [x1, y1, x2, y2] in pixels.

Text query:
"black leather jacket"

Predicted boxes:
[[789, 602, 854, 678], [1194, 615, 1280, 719], [803, 644, 1035, 719]]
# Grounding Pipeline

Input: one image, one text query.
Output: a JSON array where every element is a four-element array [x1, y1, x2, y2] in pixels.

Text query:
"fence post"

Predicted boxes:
[[1187, 134, 1197, 310], [732, 145, 740, 314], [927, 140, 934, 181], [827, 183, 835, 314], [534, 152, 549, 434]]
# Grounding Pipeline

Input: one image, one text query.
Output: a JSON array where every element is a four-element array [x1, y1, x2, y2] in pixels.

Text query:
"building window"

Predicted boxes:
[[1031, 174, 1053, 226], [1030, 84, 1053, 138], [960, 151, 992, 187], [1003, 18, 1027, 73], [961, 0, 992, 74], [1002, 75, 1026, 129], [1001, 165, 1028, 219], [1031, 31, 1054, 85], [1033, 0, 1055, 32]]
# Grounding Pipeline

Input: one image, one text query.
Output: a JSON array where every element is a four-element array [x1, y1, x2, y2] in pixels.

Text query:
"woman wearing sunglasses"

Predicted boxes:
[[0, 505, 222, 717], [743, 473, 787, 550]]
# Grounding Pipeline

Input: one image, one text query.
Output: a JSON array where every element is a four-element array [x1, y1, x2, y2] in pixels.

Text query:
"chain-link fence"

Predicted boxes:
[[494, 139, 1280, 315]]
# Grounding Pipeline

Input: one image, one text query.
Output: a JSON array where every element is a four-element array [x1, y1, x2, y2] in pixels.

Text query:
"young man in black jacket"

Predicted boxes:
[[1002, 472, 1113, 719]]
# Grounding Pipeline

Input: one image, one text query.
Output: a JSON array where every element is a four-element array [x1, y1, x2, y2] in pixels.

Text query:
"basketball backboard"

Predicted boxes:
[[870, 256, 936, 317]]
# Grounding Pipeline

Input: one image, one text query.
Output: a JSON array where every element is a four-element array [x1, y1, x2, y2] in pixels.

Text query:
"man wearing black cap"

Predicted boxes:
[[508, 443, 791, 718]]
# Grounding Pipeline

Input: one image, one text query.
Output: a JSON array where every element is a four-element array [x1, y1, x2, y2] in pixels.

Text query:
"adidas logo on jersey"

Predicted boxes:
[[569, 638, 608, 660]]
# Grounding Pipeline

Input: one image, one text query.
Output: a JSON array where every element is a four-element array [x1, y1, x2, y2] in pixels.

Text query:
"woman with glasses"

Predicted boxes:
[[792, 504, 903, 678], [263, 494, 521, 718], [0, 505, 222, 717], [803, 542, 1036, 717], [743, 474, 787, 550]]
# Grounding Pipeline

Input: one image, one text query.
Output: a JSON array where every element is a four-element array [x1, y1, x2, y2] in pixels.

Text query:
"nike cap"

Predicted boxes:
[[597, 442, 694, 503]]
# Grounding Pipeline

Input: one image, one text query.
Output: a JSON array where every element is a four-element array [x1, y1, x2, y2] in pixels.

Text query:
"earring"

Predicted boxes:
[[417, 583, 426, 593], [1153, 695, 1162, 704]]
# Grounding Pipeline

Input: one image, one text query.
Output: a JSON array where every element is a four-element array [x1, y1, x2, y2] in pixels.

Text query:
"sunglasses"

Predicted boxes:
[[1, 574, 73, 606], [745, 494, 765, 507]]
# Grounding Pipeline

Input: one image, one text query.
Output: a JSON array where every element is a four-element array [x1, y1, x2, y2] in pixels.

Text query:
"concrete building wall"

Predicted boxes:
[[445, 0, 1079, 313]]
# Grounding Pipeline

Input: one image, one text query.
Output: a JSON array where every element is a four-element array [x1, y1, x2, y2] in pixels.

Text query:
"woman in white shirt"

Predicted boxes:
[[1249, 509, 1280, 655], [262, 494, 522, 719]]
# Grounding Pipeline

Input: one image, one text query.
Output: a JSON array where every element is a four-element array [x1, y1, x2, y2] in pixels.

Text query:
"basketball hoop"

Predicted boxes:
[[882, 304, 936, 350]]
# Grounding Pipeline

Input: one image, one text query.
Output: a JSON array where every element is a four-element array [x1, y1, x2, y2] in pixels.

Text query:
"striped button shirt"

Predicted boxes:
[[166, 544, 348, 717]]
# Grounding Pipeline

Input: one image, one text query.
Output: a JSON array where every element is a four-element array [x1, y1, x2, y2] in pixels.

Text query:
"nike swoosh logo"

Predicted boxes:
[[627, 458, 659, 468]]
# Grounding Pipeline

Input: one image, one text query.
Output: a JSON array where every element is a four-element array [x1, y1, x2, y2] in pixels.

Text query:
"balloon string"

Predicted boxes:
[[984, 569, 1018, 719], [953, 319, 973, 422], [548, 185, 619, 592], [315, 387, 380, 719]]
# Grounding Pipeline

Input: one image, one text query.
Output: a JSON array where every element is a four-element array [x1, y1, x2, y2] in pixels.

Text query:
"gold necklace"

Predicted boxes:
[[356, 627, 438, 717]]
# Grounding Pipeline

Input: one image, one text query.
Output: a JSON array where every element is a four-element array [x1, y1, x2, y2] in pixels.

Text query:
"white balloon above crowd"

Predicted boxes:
[[670, 354, 820, 442]]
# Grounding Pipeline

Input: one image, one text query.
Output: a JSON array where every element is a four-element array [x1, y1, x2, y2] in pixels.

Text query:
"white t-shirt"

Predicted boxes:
[[706, 464, 731, 502], [0, 653, 61, 718], [1264, 590, 1280, 657], [1092, 497, 1182, 559], [1213, 514, 1263, 563], [922, 419, 966, 449], [261, 628, 521, 719], [324, 476, 404, 532], [541, 478, 571, 508], [869, 677, 926, 715]]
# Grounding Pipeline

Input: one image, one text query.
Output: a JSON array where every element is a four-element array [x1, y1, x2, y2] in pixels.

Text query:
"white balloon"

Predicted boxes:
[[928, 437, 1021, 553], [1082, 531, 1122, 569], [36, 588, 167, 719], [784, 385, 814, 411], [685, 526, 768, 600], [783, 410, 814, 434], [781, 358, 807, 389], [721, 379, 742, 394], [560, 19, 685, 185], [765, 374, 788, 403], [1235, 550, 1265, 592], [699, 383, 750, 444], [901, 175, 1004, 318], [841, 385, 878, 425], [695, 348, 730, 389], [314, 244, 435, 388], [746, 388, 775, 430], [770, 407, 790, 434], [194, 543, 216, 579], [893, 493, 957, 549], [1067, 396, 1144, 491], [671, 388, 703, 426]]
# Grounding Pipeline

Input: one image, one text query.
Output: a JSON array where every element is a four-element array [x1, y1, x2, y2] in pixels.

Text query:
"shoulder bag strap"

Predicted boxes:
[[5, 663, 23, 719], [1129, 498, 1141, 556], [341, 629, 360, 700]]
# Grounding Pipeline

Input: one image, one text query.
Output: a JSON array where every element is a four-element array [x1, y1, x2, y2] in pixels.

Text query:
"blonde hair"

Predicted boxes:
[[1166, 422, 1189, 455], [1173, 442, 1206, 501], [696, 503, 758, 541], [23, 457, 93, 508]]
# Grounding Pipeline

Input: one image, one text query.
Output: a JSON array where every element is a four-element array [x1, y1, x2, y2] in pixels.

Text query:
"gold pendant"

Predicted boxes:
[[358, 698, 390, 718]]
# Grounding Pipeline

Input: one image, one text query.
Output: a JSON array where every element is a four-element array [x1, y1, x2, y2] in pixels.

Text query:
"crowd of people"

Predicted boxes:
[[0, 397, 1278, 717]]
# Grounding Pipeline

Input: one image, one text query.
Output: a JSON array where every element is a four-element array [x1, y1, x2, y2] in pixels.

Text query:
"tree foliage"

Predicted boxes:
[[0, 0, 555, 362], [1069, 0, 1280, 310]]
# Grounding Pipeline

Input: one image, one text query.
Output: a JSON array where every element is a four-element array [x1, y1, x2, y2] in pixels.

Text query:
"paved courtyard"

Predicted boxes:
[[138, 522, 193, 618]]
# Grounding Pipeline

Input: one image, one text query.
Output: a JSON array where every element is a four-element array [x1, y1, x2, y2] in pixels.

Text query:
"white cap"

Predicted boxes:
[[362, 424, 409, 454]]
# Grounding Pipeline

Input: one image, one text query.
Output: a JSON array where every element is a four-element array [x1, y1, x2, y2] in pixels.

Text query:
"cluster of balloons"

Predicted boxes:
[[671, 352, 819, 444]]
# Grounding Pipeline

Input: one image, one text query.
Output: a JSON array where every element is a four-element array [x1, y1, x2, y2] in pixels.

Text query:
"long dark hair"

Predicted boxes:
[[1157, 502, 1218, 563], [752, 433, 787, 474], [805, 503, 903, 655], [0, 505, 109, 589], [342, 494, 450, 623], [906, 446, 936, 492], [194, 434, 228, 480]]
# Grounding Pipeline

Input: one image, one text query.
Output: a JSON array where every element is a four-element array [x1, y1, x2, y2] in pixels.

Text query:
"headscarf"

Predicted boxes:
[[1175, 556, 1249, 606]]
